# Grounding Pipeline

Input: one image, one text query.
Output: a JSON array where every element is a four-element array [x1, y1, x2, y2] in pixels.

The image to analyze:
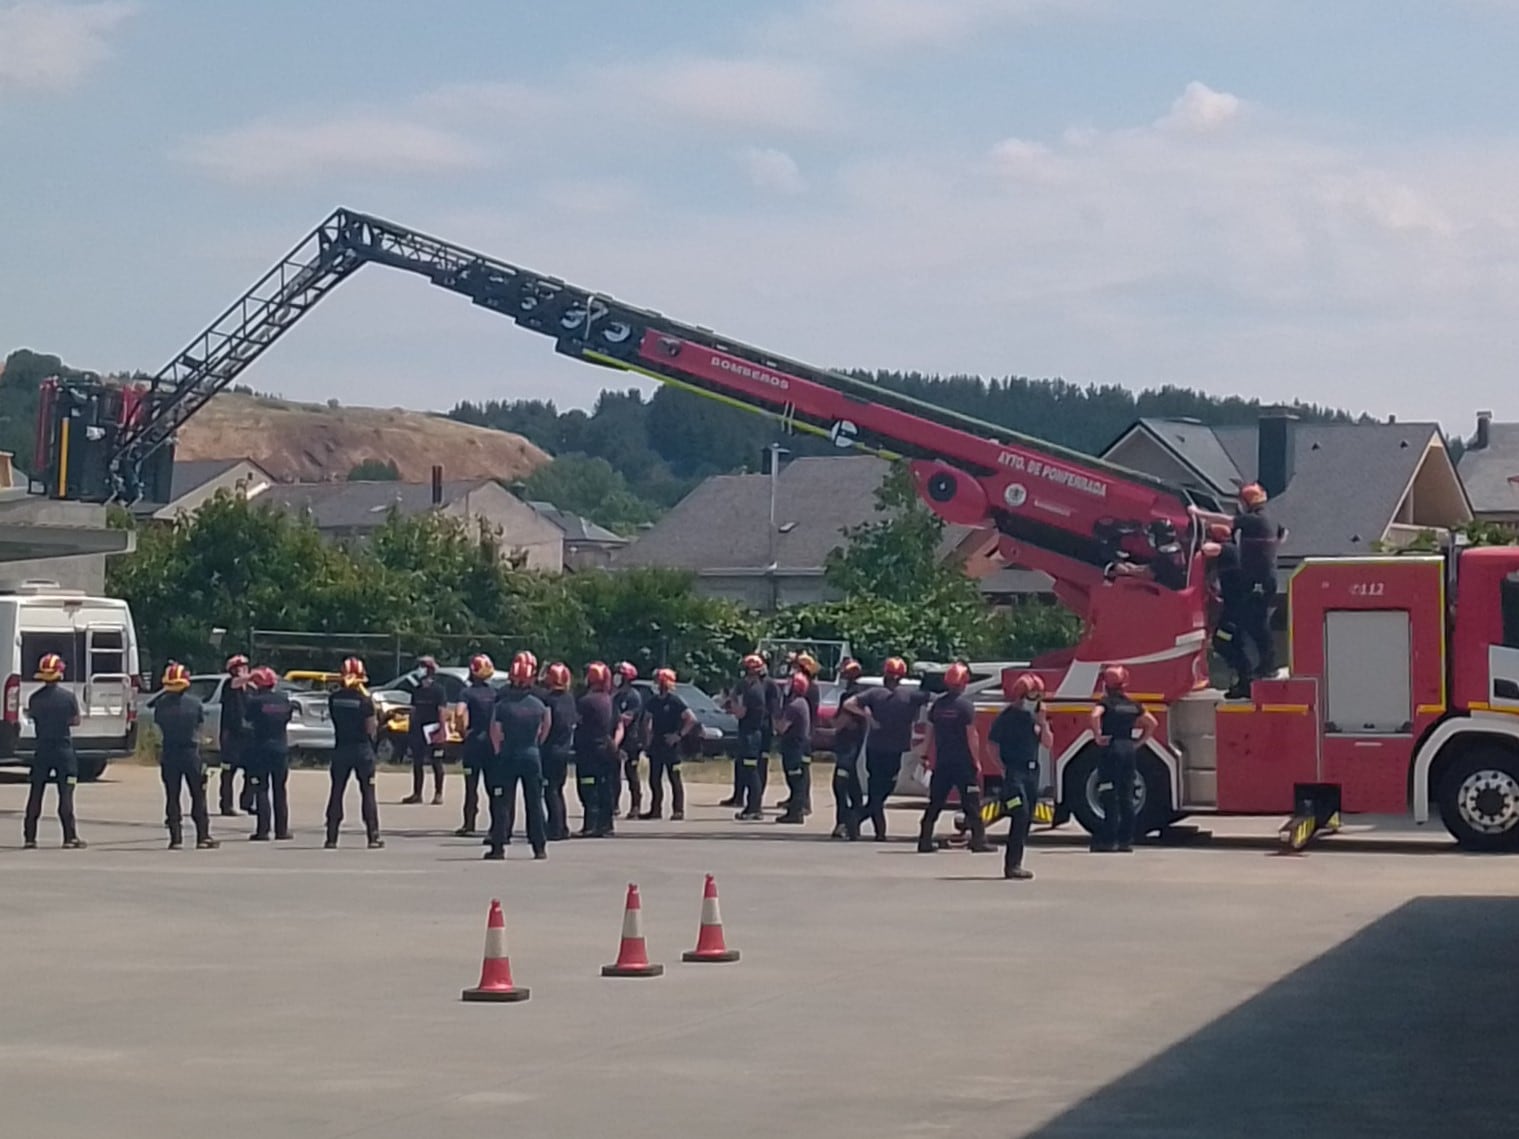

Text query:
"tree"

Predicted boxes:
[[348, 458, 400, 481], [522, 454, 657, 535]]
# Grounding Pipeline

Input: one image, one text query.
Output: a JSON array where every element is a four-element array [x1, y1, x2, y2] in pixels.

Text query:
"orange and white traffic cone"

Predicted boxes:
[[461, 899, 530, 1002], [682, 874, 740, 963], [601, 883, 664, 977]]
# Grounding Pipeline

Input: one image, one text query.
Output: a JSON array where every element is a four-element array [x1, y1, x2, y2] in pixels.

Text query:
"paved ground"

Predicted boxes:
[[2, 764, 1516, 1139]]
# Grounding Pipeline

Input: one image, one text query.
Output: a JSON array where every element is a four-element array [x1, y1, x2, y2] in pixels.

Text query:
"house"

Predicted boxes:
[[1103, 412, 1473, 564], [528, 502, 629, 571], [261, 477, 565, 572], [612, 455, 1052, 609], [143, 458, 276, 520], [1455, 411, 1519, 525]]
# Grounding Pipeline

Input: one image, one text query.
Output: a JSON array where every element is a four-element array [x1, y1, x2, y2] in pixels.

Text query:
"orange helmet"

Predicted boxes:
[[741, 653, 765, 675], [1009, 673, 1045, 701], [585, 661, 612, 691], [341, 656, 367, 686], [416, 655, 439, 675], [944, 662, 971, 691], [1100, 664, 1130, 692], [654, 667, 677, 691], [546, 662, 572, 692], [794, 652, 819, 677], [508, 656, 535, 687], [1239, 483, 1268, 508], [35, 653, 65, 682], [512, 650, 538, 674], [249, 666, 278, 690], [789, 672, 810, 696], [469, 653, 495, 680], [614, 661, 638, 683], [225, 654, 249, 674], [883, 657, 908, 681], [162, 662, 191, 692], [839, 658, 862, 681], [1207, 521, 1233, 543]]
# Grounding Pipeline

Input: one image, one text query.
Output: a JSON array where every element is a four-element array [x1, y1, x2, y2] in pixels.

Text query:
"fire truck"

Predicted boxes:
[[28, 208, 1519, 850]]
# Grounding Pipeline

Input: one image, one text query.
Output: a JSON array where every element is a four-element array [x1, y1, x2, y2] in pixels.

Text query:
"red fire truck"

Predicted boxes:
[[30, 208, 1519, 849]]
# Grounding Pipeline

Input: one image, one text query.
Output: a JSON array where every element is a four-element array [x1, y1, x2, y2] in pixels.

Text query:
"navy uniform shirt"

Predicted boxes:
[[988, 703, 1040, 772], [928, 691, 977, 768], [221, 681, 250, 739], [860, 685, 931, 753], [495, 688, 547, 752], [612, 684, 646, 749], [328, 686, 375, 749], [737, 677, 768, 732], [575, 691, 614, 755], [460, 681, 498, 740], [28, 683, 79, 742], [410, 678, 445, 730], [778, 694, 812, 746], [646, 692, 689, 745], [545, 690, 577, 749], [1232, 509, 1282, 585], [154, 691, 205, 755], [246, 689, 293, 749]]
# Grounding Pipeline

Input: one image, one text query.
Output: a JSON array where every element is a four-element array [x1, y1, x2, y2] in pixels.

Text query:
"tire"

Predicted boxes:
[[76, 757, 108, 783], [1065, 745, 1173, 839], [1437, 745, 1519, 852], [375, 735, 400, 766]]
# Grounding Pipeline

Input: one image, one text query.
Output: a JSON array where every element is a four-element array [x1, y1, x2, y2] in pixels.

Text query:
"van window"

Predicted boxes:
[[89, 628, 126, 676], [21, 632, 78, 679]]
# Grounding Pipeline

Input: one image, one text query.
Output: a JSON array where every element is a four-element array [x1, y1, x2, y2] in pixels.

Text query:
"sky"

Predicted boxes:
[[3, 0, 1519, 433]]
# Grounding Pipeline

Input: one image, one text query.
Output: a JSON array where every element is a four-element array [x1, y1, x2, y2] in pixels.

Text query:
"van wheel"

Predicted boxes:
[[1437, 746, 1519, 852], [375, 736, 399, 765], [76, 758, 108, 783], [1065, 747, 1173, 839]]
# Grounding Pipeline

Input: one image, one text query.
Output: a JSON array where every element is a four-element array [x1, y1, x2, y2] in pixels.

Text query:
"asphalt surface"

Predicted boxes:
[[2, 764, 1516, 1139]]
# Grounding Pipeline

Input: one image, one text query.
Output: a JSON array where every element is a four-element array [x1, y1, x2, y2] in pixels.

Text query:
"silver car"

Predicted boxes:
[[138, 673, 335, 757]]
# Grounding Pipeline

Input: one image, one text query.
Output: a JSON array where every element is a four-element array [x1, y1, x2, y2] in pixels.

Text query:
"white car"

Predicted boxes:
[[139, 673, 335, 757]]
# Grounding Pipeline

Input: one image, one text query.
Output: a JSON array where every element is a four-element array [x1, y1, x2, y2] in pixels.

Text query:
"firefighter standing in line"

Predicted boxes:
[[611, 661, 646, 821], [845, 657, 931, 840], [541, 662, 577, 841], [1204, 521, 1252, 698], [643, 667, 697, 820], [1232, 483, 1285, 683], [575, 661, 621, 837], [153, 662, 218, 850], [775, 672, 814, 825], [1089, 665, 1157, 853], [22, 653, 86, 850], [217, 653, 254, 816], [917, 662, 991, 854], [759, 658, 783, 805], [401, 656, 447, 806], [244, 666, 294, 841], [733, 654, 770, 820], [986, 674, 1050, 879], [324, 657, 384, 849], [486, 654, 550, 860], [492, 650, 541, 843], [780, 652, 820, 817], [455, 654, 498, 837], [829, 658, 868, 840]]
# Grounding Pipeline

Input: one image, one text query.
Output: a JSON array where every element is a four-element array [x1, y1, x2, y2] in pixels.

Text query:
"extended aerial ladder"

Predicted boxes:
[[35, 208, 1229, 702]]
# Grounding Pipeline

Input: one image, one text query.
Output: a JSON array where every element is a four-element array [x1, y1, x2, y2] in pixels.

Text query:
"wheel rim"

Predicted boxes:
[[1084, 767, 1147, 820], [1456, 768, 1519, 836]]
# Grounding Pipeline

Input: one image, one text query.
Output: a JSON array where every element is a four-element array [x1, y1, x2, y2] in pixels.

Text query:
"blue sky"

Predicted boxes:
[[4, 0, 1519, 430]]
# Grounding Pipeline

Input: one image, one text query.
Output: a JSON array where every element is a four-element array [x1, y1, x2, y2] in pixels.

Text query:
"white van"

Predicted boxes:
[[0, 580, 141, 780]]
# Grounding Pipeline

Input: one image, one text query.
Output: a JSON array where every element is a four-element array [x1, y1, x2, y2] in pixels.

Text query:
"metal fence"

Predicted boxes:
[[249, 629, 526, 684]]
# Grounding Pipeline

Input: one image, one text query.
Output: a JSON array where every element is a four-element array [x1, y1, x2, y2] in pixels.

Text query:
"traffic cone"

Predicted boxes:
[[461, 899, 530, 1002], [601, 883, 665, 977], [682, 874, 740, 963]]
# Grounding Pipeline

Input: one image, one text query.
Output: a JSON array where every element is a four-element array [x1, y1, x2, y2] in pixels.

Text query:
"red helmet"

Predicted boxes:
[[794, 652, 819, 677], [1239, 483, 1268, 508], [789, 672, 810, 696], [944, 662, 971, 691], [162, 662, 191, 692], [585, 661, 612, 691], [249, 667, 278, 690], [654, 667, 677, 691], [741, 653, 765, 674], [1206, 521, 1233, 543], [1009, 673, 1045, 701], [469, 653, 495, 680], [614, 661, 638, 683], [416, 655, 439, 675], [341, 656, 367, 686], [508, 656, 535, 687], [1100, 664, 1130, 692], [883, 657, 908, 681], [225, 654, 249, 674], [546, 662, 572, 692], [513, 650, 538, 674], [839, 658, 862, 681], [35, 653, 65, 682]]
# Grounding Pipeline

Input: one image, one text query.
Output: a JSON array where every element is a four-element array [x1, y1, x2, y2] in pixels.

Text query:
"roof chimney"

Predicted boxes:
[[1476, 410, 1493, 451], [431, 464, 443, 506], [1257, 408, 1298, 499]]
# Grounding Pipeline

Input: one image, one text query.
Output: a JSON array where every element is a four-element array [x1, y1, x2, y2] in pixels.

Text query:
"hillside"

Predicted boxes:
[[177, 393, 549, 483]]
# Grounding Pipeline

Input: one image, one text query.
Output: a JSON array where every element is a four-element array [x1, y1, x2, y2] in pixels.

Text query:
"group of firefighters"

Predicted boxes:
[[17, 483, 1281, 876]]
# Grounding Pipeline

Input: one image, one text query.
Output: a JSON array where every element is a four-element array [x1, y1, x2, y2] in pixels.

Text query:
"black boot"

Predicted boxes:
[[963, 791, 992, 853], [917, 817, 938, 853]]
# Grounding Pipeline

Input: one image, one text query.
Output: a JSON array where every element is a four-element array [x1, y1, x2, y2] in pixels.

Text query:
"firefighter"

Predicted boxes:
[[486, 654, 550, 860], [781, 652, 821, 817], [986, 674, 1050, 879], [401, 656, 446, 806], [455, 654, 498, 837], [324, 657, 383, 849], [611, 661, 646, 821], [775, 672, 814, 825], [1232, 483, 1285, 682], [846, 656, 931, 840], [1205, 521, 1252, 698], [541, 662, 577, 841], [22, 653, 85, 850], [217, 653, 254, 816], [643, 667, 697, 820], [917, 662, 990, 854], [153, 662, 217, 850], [491, 650, 541, 843], [733, 654, 770, 820], [829, 658, 868, 840], [244, 666, 294, 841], [574, 661, 620, 837], [1089, 665, 1157, 853], [759, 658, 782, 804]]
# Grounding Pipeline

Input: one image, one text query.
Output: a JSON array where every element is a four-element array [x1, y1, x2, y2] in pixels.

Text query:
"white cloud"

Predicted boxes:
[[738, 146, 806, 194], [611, 57, 839, 134], [175, 115, 489, 184], [765, 0, 1100, 55], [0, 0, 135, 92], [1157, 80, 1244, 133]]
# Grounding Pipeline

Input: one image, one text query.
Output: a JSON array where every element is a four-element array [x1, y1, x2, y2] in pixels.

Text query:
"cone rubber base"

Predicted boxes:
[[462, 985, 530, 1002], [601, 963, 664, 977], [682, 948, 740, 963]]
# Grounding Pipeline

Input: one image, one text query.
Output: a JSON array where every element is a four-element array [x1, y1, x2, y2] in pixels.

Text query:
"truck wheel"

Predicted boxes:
[[1437, 746, 1519, 852], [375, 736, 399, 766], [76, 758, 108, 783], [1066, 747, 1173, 839]]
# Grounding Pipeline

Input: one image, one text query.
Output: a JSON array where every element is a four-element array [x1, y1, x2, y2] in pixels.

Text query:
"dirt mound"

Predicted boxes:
[[176, 393, 549, 483]]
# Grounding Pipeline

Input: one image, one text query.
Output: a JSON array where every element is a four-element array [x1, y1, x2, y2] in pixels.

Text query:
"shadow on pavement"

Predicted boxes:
[[1025, 896, 1519, 1139]]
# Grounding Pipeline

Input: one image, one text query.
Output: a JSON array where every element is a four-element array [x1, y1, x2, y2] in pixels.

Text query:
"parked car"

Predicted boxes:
[[369, 666, 508, 763], [632, 679, 737, 756], [138, 673, 335, 758]]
